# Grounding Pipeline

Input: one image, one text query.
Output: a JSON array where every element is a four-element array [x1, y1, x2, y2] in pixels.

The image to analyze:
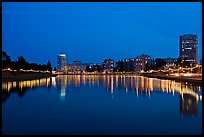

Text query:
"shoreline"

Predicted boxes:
[[58, 73, 202, 86], [140, 73, 202, 86], [2, 72, 202, 86], [2, 73, 58, 82]]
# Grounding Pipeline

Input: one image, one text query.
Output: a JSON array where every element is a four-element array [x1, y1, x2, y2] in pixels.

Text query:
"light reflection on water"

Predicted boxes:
[[53, 75, 202, 102], [2, 75, 202, 135], [2, 75, 202, 117], [2, 75, 202, 100]]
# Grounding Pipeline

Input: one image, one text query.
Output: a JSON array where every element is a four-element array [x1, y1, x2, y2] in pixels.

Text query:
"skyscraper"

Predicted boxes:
[[180, 34, 198, 65], [57, 54, 67, 72]]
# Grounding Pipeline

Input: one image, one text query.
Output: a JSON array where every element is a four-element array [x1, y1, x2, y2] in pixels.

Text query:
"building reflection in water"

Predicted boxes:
[[2, 75, 202, 117], [56, 75, 68, 101], [57, 75, 201, 117], [180, 85, 199, 117]]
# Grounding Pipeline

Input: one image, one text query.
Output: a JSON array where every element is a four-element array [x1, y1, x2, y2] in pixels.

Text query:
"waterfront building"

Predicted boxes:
[[180, 34, 198, 65], [90, 63, 102, 72], [124, 58, 136, 72], [135, 54, 152, 72], [72, 60, 81, 66], [102, 59, 114, 72], [162, 57, 177, 68], [57, 54, 67, 72], [67, 61, 88, 73]]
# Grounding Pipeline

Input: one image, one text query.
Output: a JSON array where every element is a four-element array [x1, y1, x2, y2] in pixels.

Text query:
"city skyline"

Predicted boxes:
[[2, 2, 202, 68]]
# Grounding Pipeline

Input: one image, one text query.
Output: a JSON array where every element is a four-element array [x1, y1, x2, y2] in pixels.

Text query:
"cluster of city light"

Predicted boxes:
[[2, 78, 51, 92], [52, 75, 202, 101], [2, 68, 50, 73], [54, 64, 202, 75], [169, 73, 202, 77], [2, 74, 202, 102], [142, 64, 202, 75]]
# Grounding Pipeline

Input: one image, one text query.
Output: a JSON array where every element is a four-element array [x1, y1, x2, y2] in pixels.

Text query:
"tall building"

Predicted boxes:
[[180, 34, 198, 65], [57, 54, 67, 72], [102, 59, 114, 72], [135, 54, 152, 71]]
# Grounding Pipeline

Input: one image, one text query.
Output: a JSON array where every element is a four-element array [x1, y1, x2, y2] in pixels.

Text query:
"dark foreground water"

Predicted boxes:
[[2, 75, 202, 135]]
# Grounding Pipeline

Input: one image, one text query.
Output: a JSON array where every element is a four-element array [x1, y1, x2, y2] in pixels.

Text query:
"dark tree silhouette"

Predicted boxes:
[[2, 51, 53, 72], [16, 56, 27, 70], [85, 65, 92, 72], [47, 60, 52, 72], [177, 56, 182, 67], [17, 56, 26, 63], [2, 51, 11, 62], [182, 57, 190, 68], [124, 61, 134, 72], [2, 51, 11, 69], [145, 62, 155, 71], [116, 60, 125, 72], [154, 58, 166, 70]]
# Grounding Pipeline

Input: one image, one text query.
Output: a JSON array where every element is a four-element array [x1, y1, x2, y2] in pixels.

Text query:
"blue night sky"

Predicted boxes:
[[2, 2, 202, 68]]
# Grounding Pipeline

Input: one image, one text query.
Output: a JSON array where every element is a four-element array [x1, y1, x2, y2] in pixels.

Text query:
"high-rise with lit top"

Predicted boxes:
[[57, 54, 67, 72], [180, 34, 198, 65]]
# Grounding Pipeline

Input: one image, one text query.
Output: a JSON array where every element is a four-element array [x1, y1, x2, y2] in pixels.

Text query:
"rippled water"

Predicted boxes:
[[2, 75, 202, 135]]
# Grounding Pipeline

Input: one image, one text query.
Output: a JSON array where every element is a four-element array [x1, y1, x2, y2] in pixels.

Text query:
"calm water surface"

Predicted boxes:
[[2, 75, 202, 135]]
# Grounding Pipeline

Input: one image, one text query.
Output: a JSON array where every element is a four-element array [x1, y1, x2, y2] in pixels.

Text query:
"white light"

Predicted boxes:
[[61, 92, 66, 96], [183, 73, 192, 76]]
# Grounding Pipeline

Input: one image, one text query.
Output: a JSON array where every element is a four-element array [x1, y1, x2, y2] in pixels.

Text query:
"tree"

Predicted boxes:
[[129, 61, 135, 72], [16, 56, 27, 70], [94, 65, 101, 72], [47, 60, 52, 72], [85, 65, 92, 72], [116, 60, 125, 72], [2, 51, 11, 69], [154, 58, 166, 70], [113, 67, 117, 72], [124, 61, 135, 72], [177, 56, 182, 67], [2, 51, 11, 62], [17, 56, 26, 63], [145, 62, 154, 71], [182, 57, 190, 68]]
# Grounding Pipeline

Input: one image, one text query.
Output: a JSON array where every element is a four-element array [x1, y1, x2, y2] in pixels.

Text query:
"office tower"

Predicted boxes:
[[180, 34, 198, 65], [57, 54, 67, 72]]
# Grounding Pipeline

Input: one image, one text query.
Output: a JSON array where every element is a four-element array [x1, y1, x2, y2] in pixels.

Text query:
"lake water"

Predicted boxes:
[[2, 75, 202, 135]]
